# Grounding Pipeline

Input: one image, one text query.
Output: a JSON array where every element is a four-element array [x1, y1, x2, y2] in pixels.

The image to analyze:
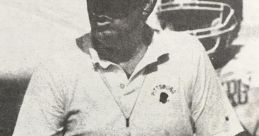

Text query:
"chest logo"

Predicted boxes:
[[151, 84, 176, 104]]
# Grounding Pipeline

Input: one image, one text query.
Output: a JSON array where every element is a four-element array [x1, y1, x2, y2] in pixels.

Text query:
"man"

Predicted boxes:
[[13, 0, 244, 135]]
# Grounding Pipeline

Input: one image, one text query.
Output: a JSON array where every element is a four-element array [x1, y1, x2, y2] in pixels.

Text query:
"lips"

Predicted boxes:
[[93, 14, 113, 31]]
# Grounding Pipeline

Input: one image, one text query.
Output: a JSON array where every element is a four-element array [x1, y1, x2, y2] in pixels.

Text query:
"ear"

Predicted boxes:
[[142, 0, 157, 20]]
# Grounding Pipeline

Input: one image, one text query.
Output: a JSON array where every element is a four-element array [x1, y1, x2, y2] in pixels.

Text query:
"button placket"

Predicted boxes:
[[98, 62, 148, 129]]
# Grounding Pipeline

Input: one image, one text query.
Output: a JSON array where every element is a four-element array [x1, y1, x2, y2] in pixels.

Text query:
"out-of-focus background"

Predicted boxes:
[[0, 0, 258, 136], [0, 0, 90, 135]]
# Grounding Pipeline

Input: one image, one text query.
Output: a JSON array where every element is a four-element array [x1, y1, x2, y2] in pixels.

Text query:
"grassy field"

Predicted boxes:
[[0, 77, 30, 136]]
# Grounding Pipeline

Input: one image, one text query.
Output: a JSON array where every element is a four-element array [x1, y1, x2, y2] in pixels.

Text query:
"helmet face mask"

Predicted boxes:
[[157, 0, 237, 49], [157, 0, 242, 69]]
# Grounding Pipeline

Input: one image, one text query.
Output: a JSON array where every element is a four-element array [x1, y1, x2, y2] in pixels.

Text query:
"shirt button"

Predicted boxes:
[[120, 83, 125, 89]]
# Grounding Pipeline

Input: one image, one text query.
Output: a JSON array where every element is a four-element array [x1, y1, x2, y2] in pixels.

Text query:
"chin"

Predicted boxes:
[[93, 30, 122, 47]]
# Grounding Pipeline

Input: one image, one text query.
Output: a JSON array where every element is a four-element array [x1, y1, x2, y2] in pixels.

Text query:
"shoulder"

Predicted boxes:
[[156, 30, 204, 51], [155, 30, 206, 59], [154, 30, 207, 67], [34, 35, 94, 80]]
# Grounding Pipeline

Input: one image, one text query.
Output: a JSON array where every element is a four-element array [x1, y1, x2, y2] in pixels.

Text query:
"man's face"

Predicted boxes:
[[87, 0, 144, 47]]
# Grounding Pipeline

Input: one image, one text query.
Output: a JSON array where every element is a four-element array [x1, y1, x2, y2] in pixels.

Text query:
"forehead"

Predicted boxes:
[[87, 0, 144, 8], [87, 0, 143, 4]]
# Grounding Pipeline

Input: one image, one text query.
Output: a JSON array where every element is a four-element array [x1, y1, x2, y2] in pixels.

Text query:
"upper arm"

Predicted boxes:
[[12, 65, 66, 136], [190, 47, 244, 136]]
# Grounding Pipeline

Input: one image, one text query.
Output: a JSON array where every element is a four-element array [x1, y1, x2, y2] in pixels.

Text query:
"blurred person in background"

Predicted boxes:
[[157, 0, 259, 135]]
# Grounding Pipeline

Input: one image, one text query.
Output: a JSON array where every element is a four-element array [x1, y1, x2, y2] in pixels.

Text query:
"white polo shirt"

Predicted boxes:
[[13, 30, 243, 136]]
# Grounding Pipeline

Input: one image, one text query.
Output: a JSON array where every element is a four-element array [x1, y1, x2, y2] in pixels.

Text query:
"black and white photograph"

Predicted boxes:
[[0, 0, 258, 136]]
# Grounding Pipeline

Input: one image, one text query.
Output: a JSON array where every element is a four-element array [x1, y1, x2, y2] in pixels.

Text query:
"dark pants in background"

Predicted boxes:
[[0, 77, 30, 136]]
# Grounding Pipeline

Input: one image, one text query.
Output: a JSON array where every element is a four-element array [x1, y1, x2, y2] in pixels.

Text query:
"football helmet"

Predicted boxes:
[[157, 0, 243, 69]]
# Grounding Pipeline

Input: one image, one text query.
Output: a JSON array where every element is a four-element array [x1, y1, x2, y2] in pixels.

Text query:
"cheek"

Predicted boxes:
[[111, 19, 131, 31], [112, 12, 142, 32]]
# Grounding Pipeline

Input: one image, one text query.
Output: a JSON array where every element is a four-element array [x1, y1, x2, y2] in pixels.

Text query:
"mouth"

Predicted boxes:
[[97, 21, 110, 26], [93, 14, 113, 31]]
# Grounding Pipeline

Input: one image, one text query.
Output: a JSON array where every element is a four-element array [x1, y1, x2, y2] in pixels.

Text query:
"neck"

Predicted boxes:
[[119, 44, 148, 76]]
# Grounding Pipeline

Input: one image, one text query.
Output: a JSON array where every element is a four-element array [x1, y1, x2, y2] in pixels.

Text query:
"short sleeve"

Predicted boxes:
[[191, 50, 244, 136], [12, 64, 66, 136]]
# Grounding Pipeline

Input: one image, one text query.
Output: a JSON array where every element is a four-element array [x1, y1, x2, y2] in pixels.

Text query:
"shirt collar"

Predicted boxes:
[[131, 31, 169, 74], [77, 31, 170, 71], [76, 33, 115, 69], [88, 47, 115, 69]]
